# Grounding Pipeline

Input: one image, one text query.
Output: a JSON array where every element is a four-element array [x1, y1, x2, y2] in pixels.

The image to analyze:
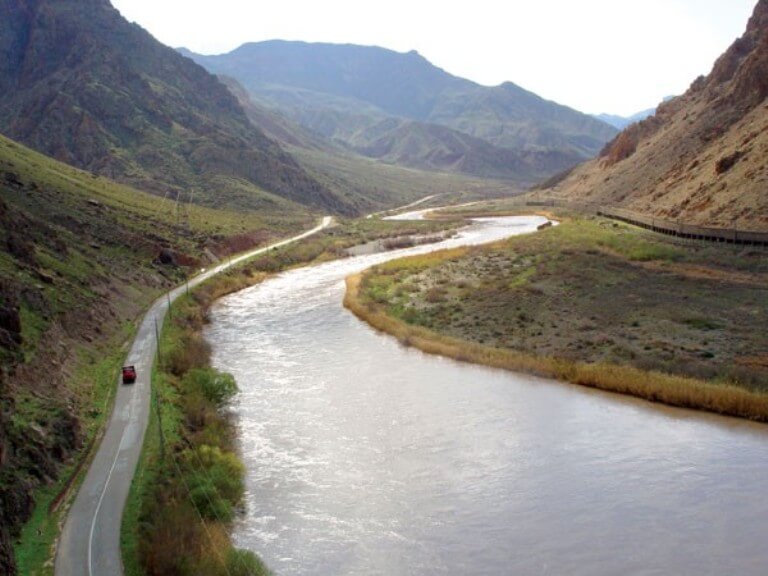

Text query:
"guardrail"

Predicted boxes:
[[523, 200, 768, 247]]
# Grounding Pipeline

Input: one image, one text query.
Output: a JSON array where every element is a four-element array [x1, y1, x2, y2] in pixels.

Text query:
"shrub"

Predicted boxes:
[[183, 445, 245, 508], [227, 549, 272, 576], [166, 333, 211, 376], [425, 287, 446, 303], [184, 367, 238, 407], [188, 482, 234, 522], [140, 502, 205, 576]]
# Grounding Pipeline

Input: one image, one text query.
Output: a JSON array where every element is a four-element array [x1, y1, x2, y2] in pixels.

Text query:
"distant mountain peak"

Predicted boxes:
[[184, 40, 617, 181]]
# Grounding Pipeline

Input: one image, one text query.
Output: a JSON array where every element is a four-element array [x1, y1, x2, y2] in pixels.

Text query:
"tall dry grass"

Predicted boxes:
[[345, 274, 768, 422]]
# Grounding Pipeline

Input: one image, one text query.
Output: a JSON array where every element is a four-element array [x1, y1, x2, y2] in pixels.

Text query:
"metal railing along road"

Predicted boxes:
[[523, 199, 768, 247]]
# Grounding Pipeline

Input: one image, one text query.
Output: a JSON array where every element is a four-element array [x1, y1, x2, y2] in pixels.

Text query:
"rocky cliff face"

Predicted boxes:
[[0, 0, 347, 213], [542, 0, 768, 231]]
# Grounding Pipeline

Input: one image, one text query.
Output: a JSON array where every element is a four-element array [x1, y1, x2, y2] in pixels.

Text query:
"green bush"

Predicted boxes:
[[166, 333, 211, 376], [182, 445, 245, 522], [227, 548, 272, 576], [184, 367, 238, 407], [188, 483, 234, 522]]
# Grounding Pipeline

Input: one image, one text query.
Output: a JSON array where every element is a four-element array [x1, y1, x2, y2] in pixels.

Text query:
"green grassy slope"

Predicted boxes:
[[0, 133, 309, 575], [351, 210, 768, 420]]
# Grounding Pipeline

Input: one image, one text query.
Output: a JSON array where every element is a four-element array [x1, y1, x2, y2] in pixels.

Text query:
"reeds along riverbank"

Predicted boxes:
[[344, 273, 768, 423]]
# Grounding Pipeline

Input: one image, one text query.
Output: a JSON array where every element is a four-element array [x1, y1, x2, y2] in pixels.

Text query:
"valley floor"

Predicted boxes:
[[346, 212, 768, 421]]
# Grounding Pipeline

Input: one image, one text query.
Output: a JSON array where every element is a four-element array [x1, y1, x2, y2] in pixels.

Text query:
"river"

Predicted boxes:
[[204, 215, 768, 575]]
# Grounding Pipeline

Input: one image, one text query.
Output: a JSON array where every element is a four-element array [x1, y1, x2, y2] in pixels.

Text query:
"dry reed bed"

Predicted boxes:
[[345, 273, 768, 423]]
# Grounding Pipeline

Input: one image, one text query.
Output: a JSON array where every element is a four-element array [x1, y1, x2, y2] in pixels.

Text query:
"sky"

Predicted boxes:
[[110, 0, 758, 117]]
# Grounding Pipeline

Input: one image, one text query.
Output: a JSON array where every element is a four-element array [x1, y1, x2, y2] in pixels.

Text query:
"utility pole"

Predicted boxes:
[[153, 316, 165, 460]]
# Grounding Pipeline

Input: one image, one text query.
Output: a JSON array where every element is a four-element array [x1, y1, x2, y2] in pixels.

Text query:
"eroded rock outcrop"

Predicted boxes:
[[546, 0, 768, 230]]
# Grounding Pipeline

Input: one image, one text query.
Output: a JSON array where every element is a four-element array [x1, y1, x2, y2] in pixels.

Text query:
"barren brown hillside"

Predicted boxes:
[[539, 0, 768, 231]]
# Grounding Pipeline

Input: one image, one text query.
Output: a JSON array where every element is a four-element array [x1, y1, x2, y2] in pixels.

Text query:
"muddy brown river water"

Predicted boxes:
[[205, 216, 768, 575]]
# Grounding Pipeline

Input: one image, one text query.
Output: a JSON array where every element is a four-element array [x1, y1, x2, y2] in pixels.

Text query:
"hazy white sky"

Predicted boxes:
[[111, 0, 758, 116]]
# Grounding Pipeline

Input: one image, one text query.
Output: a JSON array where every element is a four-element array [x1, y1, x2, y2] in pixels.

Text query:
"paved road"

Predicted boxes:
[[365, 194, 441, 219], [55, 217, 331, 576]]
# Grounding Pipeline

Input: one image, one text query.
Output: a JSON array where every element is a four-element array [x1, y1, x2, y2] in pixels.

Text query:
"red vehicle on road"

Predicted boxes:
[[122, 365, 137, 384]]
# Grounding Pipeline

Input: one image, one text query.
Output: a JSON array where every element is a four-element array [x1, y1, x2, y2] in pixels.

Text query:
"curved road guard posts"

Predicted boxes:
[[55, 216, 332, 576]]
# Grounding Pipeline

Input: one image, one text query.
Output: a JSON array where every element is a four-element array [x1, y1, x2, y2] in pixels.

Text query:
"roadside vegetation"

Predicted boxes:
[[121, 292, 269, 576], [0, 133, 308, 575], [11, 320, 146, 576], [347, 213, 768, 421], [120, 214, 461, 575]]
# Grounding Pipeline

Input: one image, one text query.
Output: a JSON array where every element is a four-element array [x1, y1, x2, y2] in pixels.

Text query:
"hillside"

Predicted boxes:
[[0, 132, 313, 574], [0, 0, 356, 214], [541, 0, 768, 231], [182, 42, 617, 180], [221, 76, 526, 209], [227, 76, 564, 182]]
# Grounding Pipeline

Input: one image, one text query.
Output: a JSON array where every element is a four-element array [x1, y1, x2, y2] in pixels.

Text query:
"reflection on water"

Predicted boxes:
[[205, 216, 768, 575]]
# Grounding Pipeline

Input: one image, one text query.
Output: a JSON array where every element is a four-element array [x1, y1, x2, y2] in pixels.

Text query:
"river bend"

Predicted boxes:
[[205, 216, 768, 575]]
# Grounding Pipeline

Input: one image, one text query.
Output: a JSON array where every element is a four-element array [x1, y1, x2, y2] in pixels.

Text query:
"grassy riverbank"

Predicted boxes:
[[345, 215, 768, 421], [120, 214, 462, 575], [121, 291, 270, 576]]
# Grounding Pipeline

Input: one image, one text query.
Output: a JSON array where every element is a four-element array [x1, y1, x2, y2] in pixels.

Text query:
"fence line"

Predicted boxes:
[[522, 200, 768, 247]]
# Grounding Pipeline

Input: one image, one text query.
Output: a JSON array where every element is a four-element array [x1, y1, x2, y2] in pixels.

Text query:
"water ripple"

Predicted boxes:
[[206, 216, 768, 576]]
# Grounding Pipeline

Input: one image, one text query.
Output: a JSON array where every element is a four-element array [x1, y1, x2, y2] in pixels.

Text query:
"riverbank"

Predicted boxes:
[[120, 215, 463, 575], [121, 292, 269, 576], [345, 215, 768, 422]]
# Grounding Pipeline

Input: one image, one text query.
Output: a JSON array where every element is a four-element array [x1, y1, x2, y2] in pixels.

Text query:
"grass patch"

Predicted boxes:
[[12, 472, 70, 576], [13, 319, 148, 576], [18, 305, 48, 362], [597, 233, 682, 262], [682, 317, 724, 331], [121, 292, 270, 576], [346, 214, 768, 421]]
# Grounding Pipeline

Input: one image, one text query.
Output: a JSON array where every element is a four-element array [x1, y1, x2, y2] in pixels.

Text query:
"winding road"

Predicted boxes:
[[54, 217, 331, 576]]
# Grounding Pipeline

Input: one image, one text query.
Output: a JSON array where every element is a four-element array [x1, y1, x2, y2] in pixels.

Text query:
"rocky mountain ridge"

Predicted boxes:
[[0, 0, 352, 213], [541, 0, 768, 231], [182, 41, 618, 181]]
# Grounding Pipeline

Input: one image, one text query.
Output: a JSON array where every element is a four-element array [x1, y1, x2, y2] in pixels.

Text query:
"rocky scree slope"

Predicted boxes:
[[541, 0, 768, 231]]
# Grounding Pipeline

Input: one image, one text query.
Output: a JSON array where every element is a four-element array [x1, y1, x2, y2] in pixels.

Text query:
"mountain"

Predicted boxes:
[[181, 42, 618, 180], [0, 0, 358, 214], [224, 76, 568, 182], [219, 76, 518, 211], [540, 0, 768, 231], [595, 108, 657, 130], [595, 97, 676, 129]]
